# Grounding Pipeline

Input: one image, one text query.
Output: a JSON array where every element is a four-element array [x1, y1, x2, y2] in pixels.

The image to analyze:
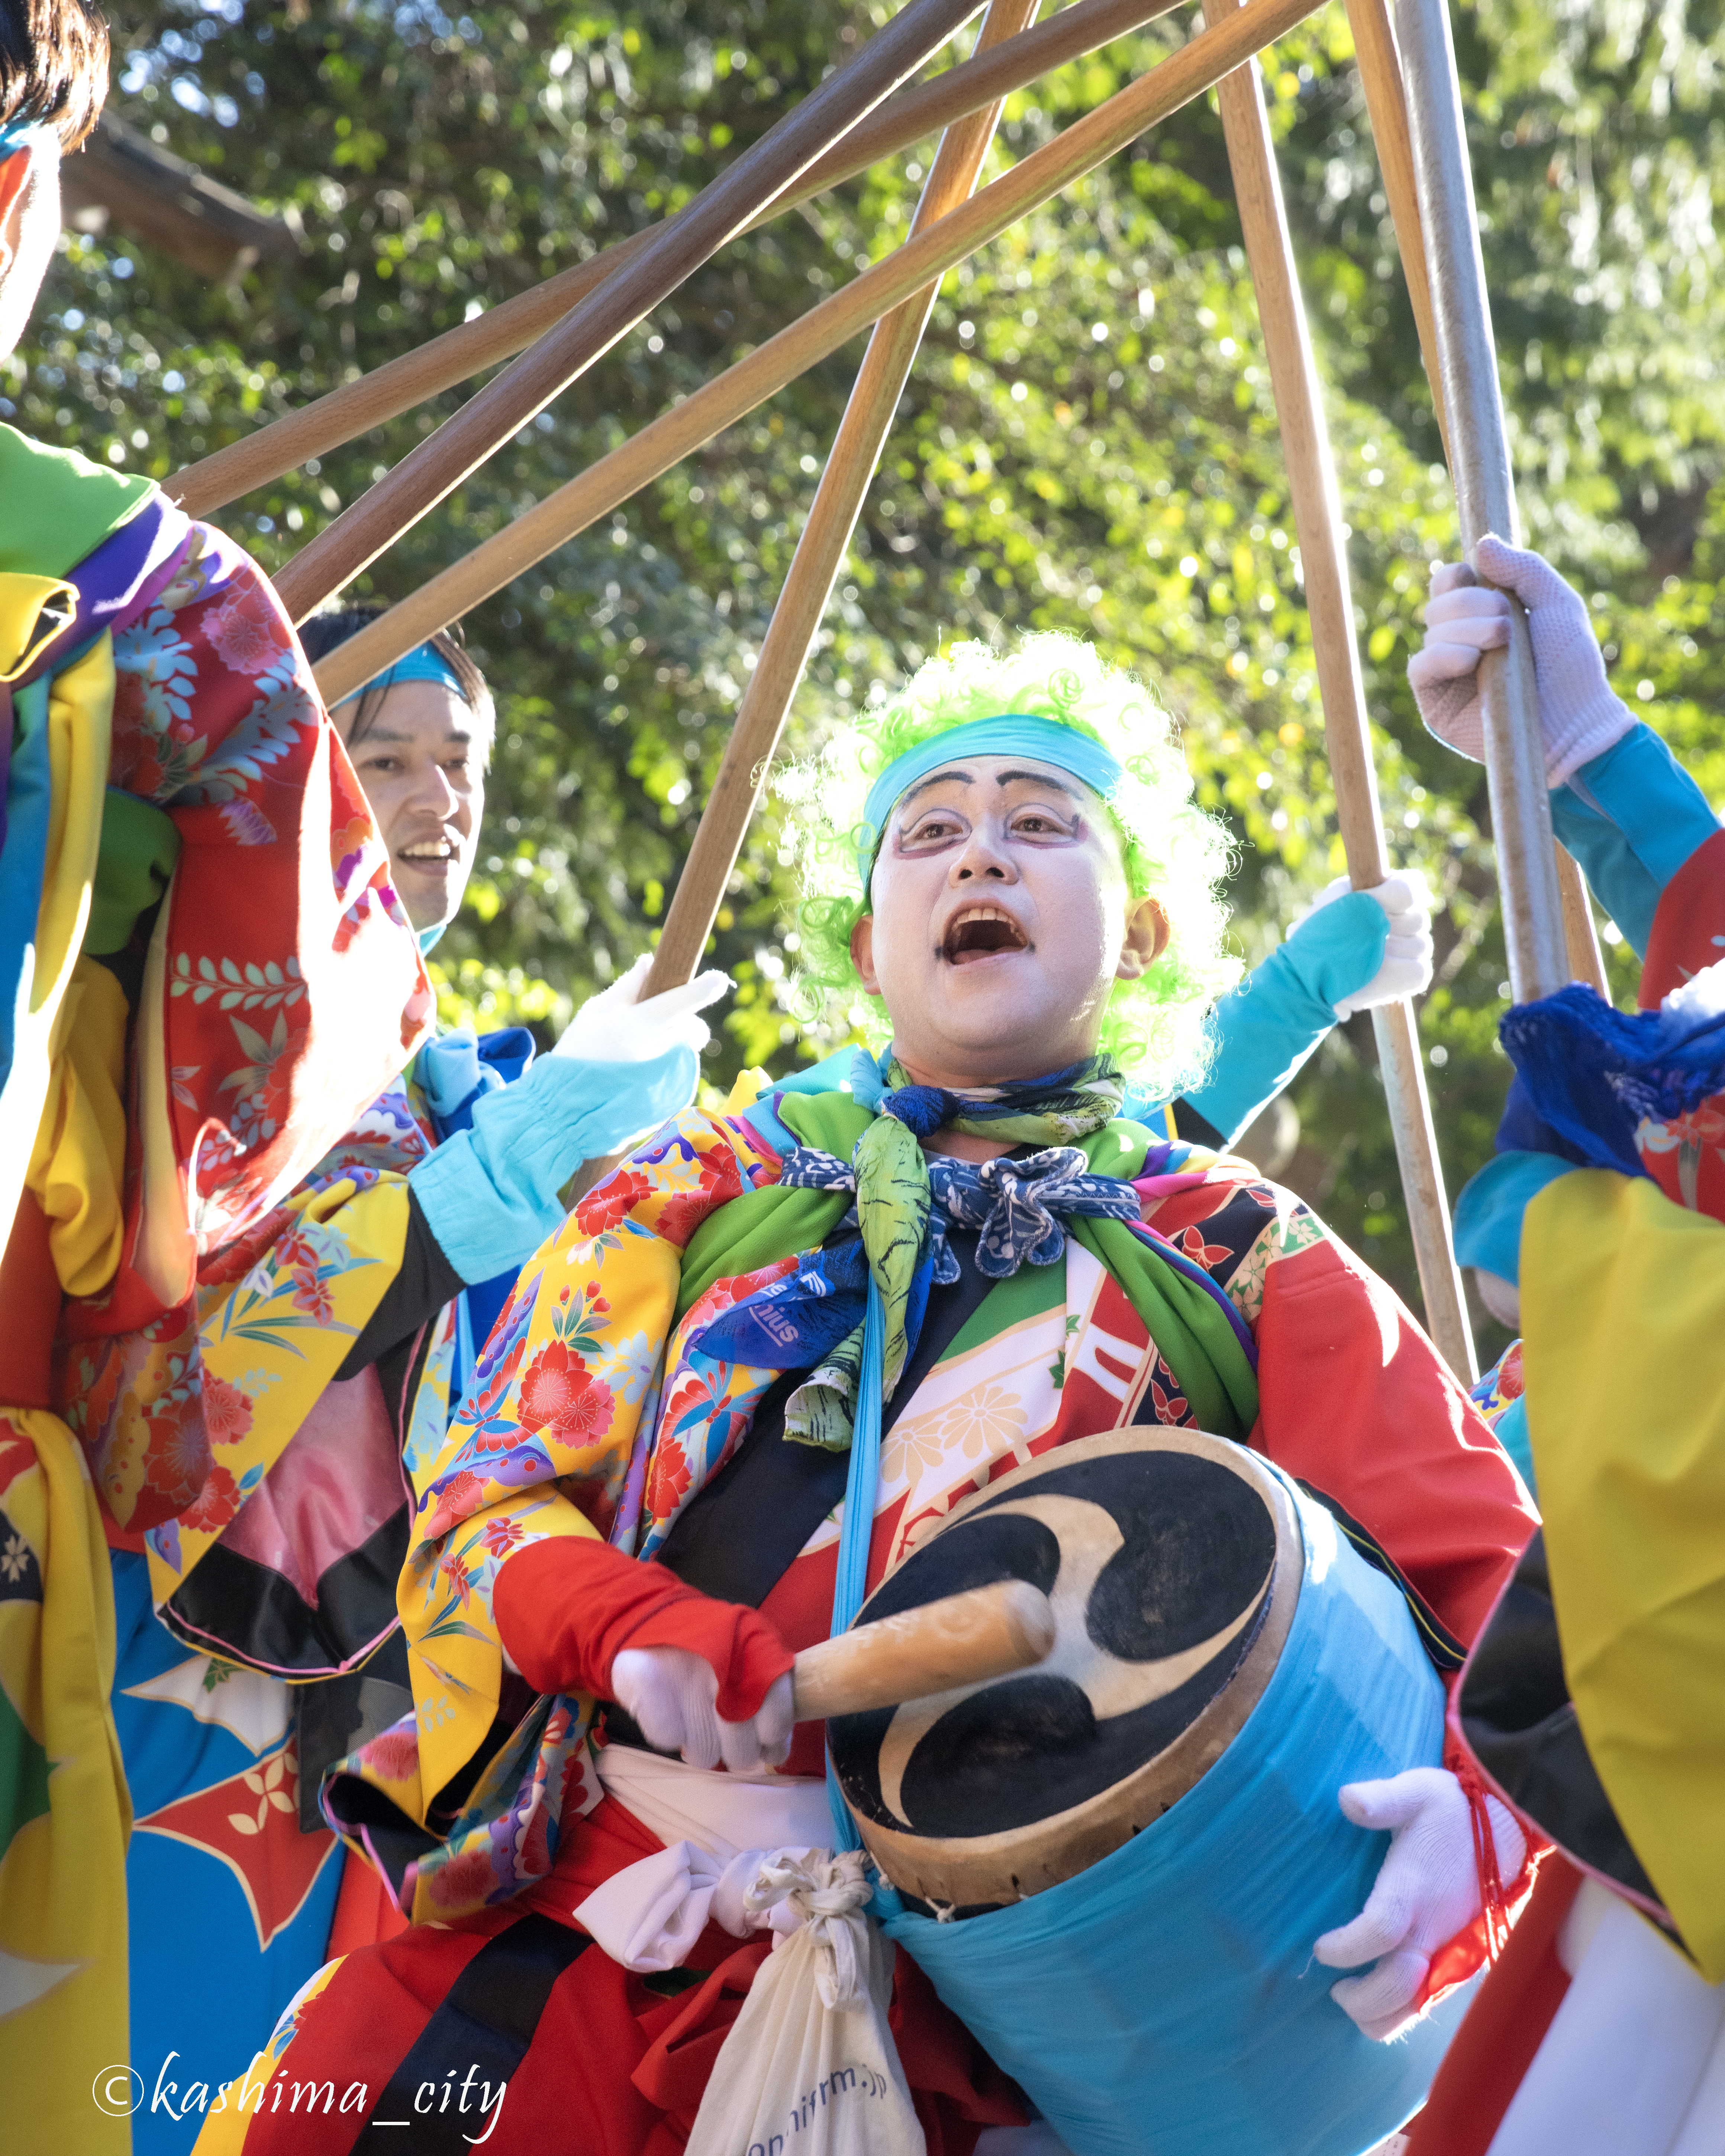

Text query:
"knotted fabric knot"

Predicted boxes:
[[925, 1146, 1143, 1280], [744, 1847, 872, 2008]]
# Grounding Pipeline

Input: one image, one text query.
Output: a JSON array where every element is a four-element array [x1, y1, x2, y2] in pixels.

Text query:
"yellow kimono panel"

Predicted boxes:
[[142, 1174, 416, 1604], [0, 1408, 130, 2156], [1523, 1169, 1725, 1982], [26, 957, 129, 1298]]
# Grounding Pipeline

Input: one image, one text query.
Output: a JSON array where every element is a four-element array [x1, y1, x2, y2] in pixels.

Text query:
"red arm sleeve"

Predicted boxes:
[[493, 1536, 794, 1721], [1252, 1236, 1538, 1651]]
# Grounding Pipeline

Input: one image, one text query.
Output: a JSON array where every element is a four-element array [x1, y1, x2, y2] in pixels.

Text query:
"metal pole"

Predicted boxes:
[[1395, 0, 1568, 1003], [1350, 0, 1609, 1003]]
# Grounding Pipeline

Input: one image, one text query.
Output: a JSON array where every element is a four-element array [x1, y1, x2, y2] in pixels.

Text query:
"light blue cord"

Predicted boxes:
[[824, 1275, 886, 1852]]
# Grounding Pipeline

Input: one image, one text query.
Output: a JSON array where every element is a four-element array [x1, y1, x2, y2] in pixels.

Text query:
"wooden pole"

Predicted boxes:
[[1203, 0, 1475, 1380], [270, 0, 989, 622], [1347, 0, 1609, 1002], [646, 0, 1039, 997], [168, 0, 1190, 522], [312, 0, 1325, 710], [1393, 0, 1567, 1005]]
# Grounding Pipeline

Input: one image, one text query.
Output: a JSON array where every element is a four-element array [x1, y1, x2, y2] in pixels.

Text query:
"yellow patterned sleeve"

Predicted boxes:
[[395, 1107, 769, 1834]]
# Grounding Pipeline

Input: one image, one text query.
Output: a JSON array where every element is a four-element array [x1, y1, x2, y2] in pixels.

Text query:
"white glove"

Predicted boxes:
[[1313, 1766, 1526, 2042], [1303, 871, 1435, 1020], [610, 1645, 796, 1772], [552, 953, 731, 1065], [1407, 534, 1635, 786]]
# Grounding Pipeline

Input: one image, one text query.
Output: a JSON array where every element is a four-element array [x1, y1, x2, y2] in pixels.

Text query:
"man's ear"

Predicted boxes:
[[850, 913, 880, 995], [1115, 894, 1169, 982], [0, 150, 33, 274]]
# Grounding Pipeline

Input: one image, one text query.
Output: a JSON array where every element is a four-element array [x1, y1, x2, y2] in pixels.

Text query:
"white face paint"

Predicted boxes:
[[848, 754, 1168, 1092]]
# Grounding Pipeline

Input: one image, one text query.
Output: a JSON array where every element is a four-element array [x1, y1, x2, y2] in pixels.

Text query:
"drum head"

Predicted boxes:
[[829, 1427, 1301, 1908]]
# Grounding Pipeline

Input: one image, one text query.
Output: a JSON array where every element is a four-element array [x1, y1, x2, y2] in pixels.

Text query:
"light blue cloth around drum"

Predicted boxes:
[[873, 1472, 1460, 2156]]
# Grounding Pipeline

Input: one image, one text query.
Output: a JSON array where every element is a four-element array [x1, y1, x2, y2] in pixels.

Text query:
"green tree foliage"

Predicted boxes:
[[13, 0, 1724, 1357]]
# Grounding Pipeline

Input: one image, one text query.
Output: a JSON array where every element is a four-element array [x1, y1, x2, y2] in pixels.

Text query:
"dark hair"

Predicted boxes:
[[0, 0, 109, 149], [299, 603, 496, 759]]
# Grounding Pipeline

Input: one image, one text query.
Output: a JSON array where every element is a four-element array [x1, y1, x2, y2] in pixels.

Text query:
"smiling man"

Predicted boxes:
[[316, 627, 492, 945], [203, 633, 1539, 2156]]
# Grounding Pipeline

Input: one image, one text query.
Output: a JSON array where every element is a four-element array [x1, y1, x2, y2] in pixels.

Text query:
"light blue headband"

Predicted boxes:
[[857, 713, 1126, 890], [332, 642, 468, 710]]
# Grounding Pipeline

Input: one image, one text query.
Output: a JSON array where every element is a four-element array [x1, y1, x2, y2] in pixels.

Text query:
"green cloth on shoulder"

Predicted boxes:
[[0, 422, 157, 579], [84, 788, 181, 955], [677, 1091, 870, 1321]]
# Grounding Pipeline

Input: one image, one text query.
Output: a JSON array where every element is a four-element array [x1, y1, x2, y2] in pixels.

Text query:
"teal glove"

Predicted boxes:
[[1183, 884, 1415, 1145], [410, 1043, 699, 1283]]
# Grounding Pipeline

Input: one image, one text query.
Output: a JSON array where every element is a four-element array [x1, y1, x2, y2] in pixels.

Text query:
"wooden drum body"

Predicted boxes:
[[829, 1429, 1302, 1910], [831, 1430, 1465, 2156]]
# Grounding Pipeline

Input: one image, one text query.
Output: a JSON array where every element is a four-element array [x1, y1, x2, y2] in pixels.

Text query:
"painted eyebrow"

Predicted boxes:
[[896, 765, 1084, 812]]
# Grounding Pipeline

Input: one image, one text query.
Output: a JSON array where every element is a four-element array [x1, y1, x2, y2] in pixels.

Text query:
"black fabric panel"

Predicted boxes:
[[1293, 1477, 1468, 1674], [1168, 1097, 1227, 1152], [652, 1229, 996, 1611], [318, 1773, 441, 1902], [336, 1188, 464, 1381], [160, 1502, 410, 1679], [347, 1914, 592, 2152], [1460, 1528, 1663, 1908], [294, 1630, 413, 1832]]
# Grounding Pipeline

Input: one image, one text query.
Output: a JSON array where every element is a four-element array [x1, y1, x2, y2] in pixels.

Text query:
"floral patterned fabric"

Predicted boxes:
[[1637, 826, 1725, 1219], [324, 1093, 1534, 1926], [56, 1078, 436, 1611]]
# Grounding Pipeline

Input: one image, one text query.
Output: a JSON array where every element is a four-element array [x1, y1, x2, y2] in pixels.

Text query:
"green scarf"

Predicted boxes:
[[681, 1077, 1258, 1446]]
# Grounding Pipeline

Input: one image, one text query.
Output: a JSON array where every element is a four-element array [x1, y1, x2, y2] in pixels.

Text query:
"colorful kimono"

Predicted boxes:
[[0, 426, 431, 2153], [1409, 758, 1725, 2154], [198, 1068, 1534, 2154]]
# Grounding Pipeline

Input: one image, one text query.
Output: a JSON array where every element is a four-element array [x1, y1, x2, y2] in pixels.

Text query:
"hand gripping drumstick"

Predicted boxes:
[[790, 1579, 1054, 1723]]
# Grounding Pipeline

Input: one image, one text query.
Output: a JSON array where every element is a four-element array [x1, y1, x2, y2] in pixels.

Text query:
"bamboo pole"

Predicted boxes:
[[271, 0, 989, 622], [168, 0, 1191, 522], [1201, 0, 1474, 1379], [1346, 0, 1609, 1001], [647, 0, 1039, 995], [312, 0, 1324, 710], [1393, 0, 1567, 1005]]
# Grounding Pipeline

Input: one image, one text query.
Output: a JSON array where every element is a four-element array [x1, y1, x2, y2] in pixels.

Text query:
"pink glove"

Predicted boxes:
[[611, 1646, 796, 1772], [1407, 534, 1634, 786], [1312, 1766, 1526, 2041]]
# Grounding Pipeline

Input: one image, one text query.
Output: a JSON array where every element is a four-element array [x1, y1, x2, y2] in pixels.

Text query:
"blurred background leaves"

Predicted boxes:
[[17, 0, 1725, 1358]]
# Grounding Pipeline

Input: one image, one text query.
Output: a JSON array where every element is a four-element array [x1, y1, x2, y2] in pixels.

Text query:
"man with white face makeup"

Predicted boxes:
[[211, 635, 1536, 2156]]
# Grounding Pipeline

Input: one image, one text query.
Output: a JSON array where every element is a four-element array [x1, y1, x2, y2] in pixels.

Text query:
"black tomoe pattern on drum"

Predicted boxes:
[[829, 1449, 1277, 1842]]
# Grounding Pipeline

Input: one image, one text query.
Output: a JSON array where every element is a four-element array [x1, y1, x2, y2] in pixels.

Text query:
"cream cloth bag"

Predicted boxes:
[[684, 1849, 925, 2156]]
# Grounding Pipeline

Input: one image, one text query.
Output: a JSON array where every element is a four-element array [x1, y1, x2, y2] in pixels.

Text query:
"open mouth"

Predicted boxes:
[[941, 905, 1029, 966], [397, 839, 460, 869]]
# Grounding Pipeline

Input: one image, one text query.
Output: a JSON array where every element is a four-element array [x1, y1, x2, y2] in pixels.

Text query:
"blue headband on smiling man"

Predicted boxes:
[[331, 642, 469, 710], [858, 713, 1126, 891]]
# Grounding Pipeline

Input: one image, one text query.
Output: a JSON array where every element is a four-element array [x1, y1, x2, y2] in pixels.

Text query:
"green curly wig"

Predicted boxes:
[[776, 633, 1241, 1098]]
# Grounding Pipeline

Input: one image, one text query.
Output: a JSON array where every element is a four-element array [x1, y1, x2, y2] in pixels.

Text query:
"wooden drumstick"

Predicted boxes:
[[790, 1579, 1054, 1722]]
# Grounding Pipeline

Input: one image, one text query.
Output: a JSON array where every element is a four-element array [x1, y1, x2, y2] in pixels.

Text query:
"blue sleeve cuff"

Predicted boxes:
[[1182, 926, 1365, 1146], [1452, 1149, 1577, 1286], [1552, 723, 1719, 957], [409, 1043, 696, 1282]]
